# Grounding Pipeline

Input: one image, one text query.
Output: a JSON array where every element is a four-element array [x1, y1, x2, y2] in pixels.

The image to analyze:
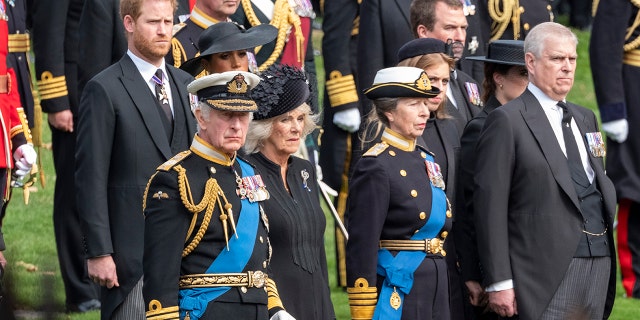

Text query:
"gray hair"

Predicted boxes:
[[524, 22, 578, 58], [244, 103, 318, 154]]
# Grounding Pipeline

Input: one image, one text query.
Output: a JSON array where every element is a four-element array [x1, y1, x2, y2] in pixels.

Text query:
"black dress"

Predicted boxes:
[[248, 152, 336, 320]]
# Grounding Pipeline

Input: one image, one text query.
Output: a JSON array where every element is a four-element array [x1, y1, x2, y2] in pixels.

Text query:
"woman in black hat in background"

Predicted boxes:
[[346, 66, 452, 320], [244, 64, 335, 320], [457, 40, 527, 319], [180, 22, 277, 77]]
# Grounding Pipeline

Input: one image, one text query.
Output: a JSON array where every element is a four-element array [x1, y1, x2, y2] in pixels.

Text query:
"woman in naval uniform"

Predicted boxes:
[[346, 66, 452, 320], [244, 64, 335, 320]]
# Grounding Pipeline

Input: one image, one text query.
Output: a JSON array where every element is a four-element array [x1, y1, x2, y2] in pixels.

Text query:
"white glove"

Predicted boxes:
[[13, 144, 37, 178], [602, 119, 629, 143], [270, 310, 296, 320], [333, 108, 361, 133]]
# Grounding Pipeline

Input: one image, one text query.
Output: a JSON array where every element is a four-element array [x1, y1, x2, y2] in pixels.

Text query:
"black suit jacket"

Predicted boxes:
[[75, 54, 197, 319], [473, 89, 616, 320], [446, 70, 483, 135]]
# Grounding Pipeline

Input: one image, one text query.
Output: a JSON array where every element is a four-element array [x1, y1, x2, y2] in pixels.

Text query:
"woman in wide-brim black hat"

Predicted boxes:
[[458, 39, 528, 319], [180, 22, 277, 77], [345, 66, 453, 320]]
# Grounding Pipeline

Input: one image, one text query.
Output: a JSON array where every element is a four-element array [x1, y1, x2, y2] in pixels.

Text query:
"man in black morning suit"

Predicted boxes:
[[474, 22, 616, 319], [75, 0, 197, 318]]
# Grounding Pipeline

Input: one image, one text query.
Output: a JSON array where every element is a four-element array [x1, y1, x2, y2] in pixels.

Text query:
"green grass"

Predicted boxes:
[[1, 17, 638, 320]]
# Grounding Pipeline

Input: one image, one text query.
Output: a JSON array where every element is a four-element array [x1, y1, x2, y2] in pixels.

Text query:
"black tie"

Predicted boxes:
[[154, 69, 173, 124], [557, 101, 589, 187]]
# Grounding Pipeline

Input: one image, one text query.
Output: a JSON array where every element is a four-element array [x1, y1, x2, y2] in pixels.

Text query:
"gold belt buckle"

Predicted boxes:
[[424, 238, 444, 255], [248, 270, 265, 288]]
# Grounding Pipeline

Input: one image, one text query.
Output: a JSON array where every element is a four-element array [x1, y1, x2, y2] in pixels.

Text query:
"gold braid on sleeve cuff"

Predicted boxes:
[[266, 278, 284, 311], [326, 71, 359, 107], [146, 300, 180, 320], [347, 278, 377, 320], [37, 72, 68, 100]]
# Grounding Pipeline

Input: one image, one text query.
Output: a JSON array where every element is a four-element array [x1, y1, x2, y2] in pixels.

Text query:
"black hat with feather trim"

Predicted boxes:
[[251, 64, 312, 120]]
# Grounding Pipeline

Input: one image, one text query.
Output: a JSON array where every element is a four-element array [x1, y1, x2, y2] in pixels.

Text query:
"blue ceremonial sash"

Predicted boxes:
[[373, 152, 447, 320], [179, 159, 260, 320]]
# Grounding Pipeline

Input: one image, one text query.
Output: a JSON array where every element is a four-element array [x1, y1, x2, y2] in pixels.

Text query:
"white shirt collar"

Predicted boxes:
[[127, 50, 167, 85]]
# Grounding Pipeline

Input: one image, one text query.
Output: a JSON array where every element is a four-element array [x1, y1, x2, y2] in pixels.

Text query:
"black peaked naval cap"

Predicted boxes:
[[465, 40, 525, 66], [180, 22, 278, 76]]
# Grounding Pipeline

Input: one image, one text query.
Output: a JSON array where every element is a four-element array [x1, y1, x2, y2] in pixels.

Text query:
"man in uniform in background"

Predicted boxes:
[[590, 0, 640, 299], [0, 0, 36, 287], [77, 0, 127, 94], [319, 0, 361, 289], [0, 2, 36, 317], [476, 0, 554, 42], [31, 0, 102, 313], [168, 0, 241, 68]]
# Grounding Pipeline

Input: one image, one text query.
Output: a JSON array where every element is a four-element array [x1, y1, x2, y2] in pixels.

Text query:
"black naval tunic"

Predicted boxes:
[[318, 0, 360, 289], [231, 0, 318, 113], [590, 0, 640, 298], [167, 8, 222, 68], [247, 152, 335, 320], [143, 136, 283, 320], [476, 0, 554, 42], [346, 128, 452, 320]]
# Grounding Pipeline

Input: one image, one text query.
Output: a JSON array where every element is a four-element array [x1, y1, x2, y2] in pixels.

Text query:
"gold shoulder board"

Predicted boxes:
[[157, 150, 191, 171], [172, 22, 187, 37], [363, 142, 389, 157]]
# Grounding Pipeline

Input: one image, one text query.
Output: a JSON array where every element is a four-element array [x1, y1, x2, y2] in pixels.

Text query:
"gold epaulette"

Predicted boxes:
[[37, 72, 68, 101], [363, 142, 389, 157], [347, 278, 377, 320], [16, 108, 32, 144], [172, 22, 187, 37], [171, 37, 187, 68], [146, 300, 179, 320], [326, 71, 359, 107], [266, 278, 285, 311], [157, 150, 191, 171], [8, 33, 30, 53]]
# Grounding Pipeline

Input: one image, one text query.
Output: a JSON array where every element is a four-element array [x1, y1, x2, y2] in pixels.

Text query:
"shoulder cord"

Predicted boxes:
[[175, 165, 233, 257], [142, 171, 160, 212], [171, 38, 187, 68], [241, 0, 304, 71], [624, 1, 640, 51], [488, 0, 520, 41]]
